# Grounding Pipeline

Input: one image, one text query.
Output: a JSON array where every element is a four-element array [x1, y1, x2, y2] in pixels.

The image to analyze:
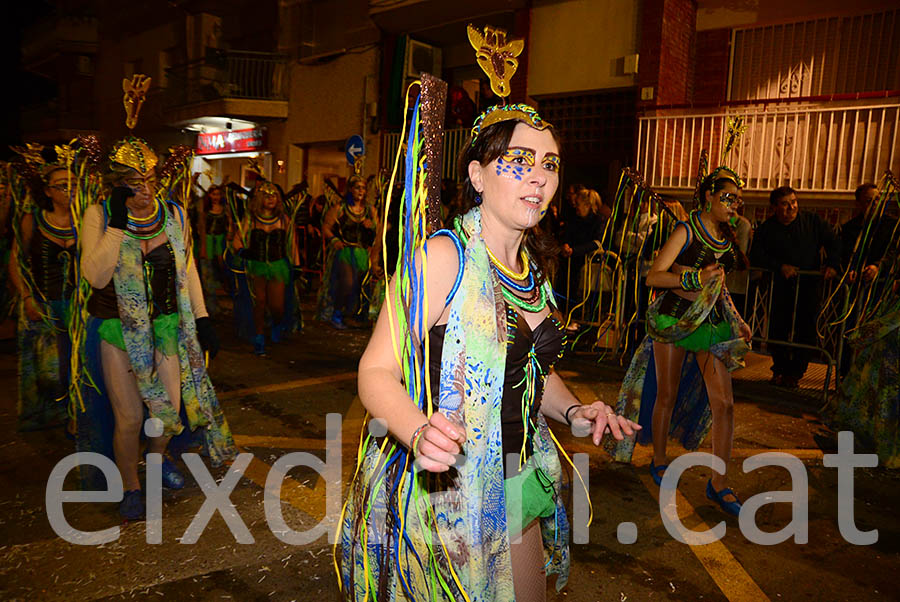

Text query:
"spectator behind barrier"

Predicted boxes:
[[557, 188, 605, 319], [840, 183, 898, 283], [748, 186, 841, 388]]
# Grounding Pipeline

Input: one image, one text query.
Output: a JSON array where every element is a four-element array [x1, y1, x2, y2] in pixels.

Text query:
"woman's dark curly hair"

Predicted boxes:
[[453, 119, 562, 288]]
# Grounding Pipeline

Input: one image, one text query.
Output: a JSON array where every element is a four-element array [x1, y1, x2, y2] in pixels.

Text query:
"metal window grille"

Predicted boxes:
[[729, 9, 900, 101]]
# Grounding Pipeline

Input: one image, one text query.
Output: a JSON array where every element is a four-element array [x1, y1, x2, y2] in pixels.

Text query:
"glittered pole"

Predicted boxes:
[[419, 73, 448, 235]]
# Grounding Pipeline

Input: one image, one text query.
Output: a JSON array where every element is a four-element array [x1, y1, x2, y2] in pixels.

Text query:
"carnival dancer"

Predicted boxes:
[[609, 166, 752, 516], [232, 181, 299, 355], [78, 136, 234, 518], [318, 175, 380, 329], [9, 154, 76, 430], [339, 26, 639, 602], [198, 184, 231, 314]]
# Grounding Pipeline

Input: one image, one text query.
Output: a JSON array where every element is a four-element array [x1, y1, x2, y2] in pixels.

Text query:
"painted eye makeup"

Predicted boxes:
[[719, 192, 742, 208], [500, 148, 535, 166], [542, 155, 561, 172]]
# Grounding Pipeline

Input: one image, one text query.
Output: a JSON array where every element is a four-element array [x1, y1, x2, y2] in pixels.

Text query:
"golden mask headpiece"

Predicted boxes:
[[11, 142, 45, 166], [11, 142, 76, 183], [257, 181, 279, 197], [693, 117, 747, 203], [467, 24, 524, 98], [706, 165, 744, 189], [122, 74, 152, 131], [470, 103, 551, 143], [245, 156, 266, 179], [109, 137, 158, 176], [467, 25, 551, 144]]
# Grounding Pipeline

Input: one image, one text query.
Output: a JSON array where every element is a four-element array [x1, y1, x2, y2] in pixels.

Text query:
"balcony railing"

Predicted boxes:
[[636, 99, 900, 193], [164, 50, 289, 108], [380, 126, 469, 181]]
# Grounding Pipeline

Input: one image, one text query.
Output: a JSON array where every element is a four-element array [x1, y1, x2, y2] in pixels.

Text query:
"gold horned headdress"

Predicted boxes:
[[108, 74, 158, 176], [467, 24, 551, 144], [108, 137, 158, 176], [245, 157, 279, 198], [692, 116, 747, 205], [122, 74, 152, 131], [11, 141, 78, 183]]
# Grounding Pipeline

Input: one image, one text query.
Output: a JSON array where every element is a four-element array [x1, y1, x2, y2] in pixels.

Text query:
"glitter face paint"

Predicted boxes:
[[719, 191, 743, 210], [479, 125, 560, 232], [496, 148, 535, 181]]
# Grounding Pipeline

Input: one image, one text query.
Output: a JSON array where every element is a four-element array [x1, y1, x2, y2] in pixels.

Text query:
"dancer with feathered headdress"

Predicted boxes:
[[338, 26, 639, 601], [75, 76, 235, 519]]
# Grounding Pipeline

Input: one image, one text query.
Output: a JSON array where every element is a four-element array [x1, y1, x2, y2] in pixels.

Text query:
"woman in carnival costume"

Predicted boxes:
[[78, 136, 234, 519], [318, 174, 380, 329], [339, 26, 639, 601], [609, 164, 752, 516], [9, 149, 77, 430], [198, 184, 231, 314], [231, 180, 300, 355]]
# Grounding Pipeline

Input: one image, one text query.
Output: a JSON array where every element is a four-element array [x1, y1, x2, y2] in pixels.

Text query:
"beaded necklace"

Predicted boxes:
[[254, 212, 280, 227], [344, 202, 367, 223], [455, 221, 548, 312], [690, 210, 731, 252], [485, 244, 529, 280], [37, 210, 75, 240], [500, 282, 547, 313], [495, 265, 536, 293], [127, 198, 162, 227], [124, 200, 168, 240]]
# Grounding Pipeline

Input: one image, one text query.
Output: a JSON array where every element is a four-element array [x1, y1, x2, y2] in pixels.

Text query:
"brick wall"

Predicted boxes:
[[639, 0, 697, 107], [660, 0, 696, 105], [510, 8, 530, 104], [695, 28, 731, 104]]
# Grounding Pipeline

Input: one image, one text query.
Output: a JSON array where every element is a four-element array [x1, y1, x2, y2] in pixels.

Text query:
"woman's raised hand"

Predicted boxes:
[[413, 412, 466, 473], [571, 400, 641, 445], [699, 263, 725, 286]]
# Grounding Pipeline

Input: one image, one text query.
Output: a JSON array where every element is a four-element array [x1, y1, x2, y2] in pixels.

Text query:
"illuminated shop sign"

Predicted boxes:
[[196, 127, 265, 155]]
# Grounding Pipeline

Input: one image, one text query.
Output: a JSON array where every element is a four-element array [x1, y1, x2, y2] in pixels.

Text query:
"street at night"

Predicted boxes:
[[1, 297, 897, 601]]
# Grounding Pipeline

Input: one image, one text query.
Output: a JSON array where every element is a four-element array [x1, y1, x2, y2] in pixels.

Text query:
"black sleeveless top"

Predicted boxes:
[[247, 227, 287, 262], [206, 211, 228, 236], [658, 215, 736, 319], [88, 242, 178, 320], [336, 204, 376, 248], [30, 229, 75, 301], [427, 305, 566, 477]]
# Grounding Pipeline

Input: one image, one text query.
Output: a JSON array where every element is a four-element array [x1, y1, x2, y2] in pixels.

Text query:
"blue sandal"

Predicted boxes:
[[649, 461, 669, 486], [706, 479, 742, 516], [119, 489, 144, 520]]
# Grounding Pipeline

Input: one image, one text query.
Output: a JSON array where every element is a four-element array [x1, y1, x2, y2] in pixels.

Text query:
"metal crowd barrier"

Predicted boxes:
[[561, 256, 864, 403]]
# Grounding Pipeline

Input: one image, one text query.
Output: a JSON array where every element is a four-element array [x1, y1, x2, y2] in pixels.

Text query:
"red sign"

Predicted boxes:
[[196, 127, 265, 155]]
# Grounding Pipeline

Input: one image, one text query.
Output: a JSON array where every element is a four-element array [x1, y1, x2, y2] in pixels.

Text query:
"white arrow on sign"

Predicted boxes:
[[348, 145, 363, 156]]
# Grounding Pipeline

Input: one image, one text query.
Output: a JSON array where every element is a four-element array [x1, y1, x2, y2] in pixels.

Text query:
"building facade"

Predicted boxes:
[[19, 0, 900, 220]]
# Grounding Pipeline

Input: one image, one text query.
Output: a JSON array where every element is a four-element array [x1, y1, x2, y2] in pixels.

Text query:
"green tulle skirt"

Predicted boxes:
[[97, 312, 180, 357], [504, 459, 557, 537], [654, 312, 733, 352], [245, 257, 290, 283]]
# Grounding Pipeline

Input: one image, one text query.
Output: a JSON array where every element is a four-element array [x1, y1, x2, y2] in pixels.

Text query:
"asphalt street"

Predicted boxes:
[[0, 298, 897, 601]]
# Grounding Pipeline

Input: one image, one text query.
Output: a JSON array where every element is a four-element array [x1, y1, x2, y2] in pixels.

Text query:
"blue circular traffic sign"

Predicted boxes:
[[345, 135, 365, 166]]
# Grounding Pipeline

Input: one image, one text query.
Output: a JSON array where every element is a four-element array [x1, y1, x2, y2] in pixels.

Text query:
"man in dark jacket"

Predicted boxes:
[[840, 183, 898, 282], [749, 186, 841, 387], [837, 183, 898, 376]]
